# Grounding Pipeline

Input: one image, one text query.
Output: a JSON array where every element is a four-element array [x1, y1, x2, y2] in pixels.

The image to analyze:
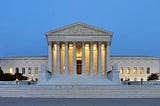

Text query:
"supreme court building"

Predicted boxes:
[[40, 22, 118, 85], [0, 22, 160, 85], [46, 22, 112, 76]]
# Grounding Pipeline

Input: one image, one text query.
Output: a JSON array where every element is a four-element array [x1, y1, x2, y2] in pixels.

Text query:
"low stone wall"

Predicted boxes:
[[0, 85, 160, 98], [0, 81, 17, 85], [0, 81, 31, 85]]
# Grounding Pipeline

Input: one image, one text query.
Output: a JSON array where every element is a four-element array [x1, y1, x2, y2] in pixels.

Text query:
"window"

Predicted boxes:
[[134, 78, 137, 81], [128, 78, 130, 81], [34, 67, 38, 74], [22, 68, 25, 74], [140, 67, 144, 74], [15, 67, 19, 73], [127, 67, 130, 74], [28, 67, 31, 74], [120, 67, 124, 74], [147, 67, 150, 74], [133, 67, 137, 74]]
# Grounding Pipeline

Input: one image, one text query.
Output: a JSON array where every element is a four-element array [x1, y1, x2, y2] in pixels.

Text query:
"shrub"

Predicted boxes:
[[147, 73, 159, 81]]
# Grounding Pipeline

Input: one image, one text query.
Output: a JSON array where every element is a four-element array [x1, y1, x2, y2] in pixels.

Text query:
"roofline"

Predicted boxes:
[[46, 22, 113, 36]]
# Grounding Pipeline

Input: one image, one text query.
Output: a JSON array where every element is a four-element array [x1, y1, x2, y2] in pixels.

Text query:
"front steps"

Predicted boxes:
[[39, 75, 120, 85]]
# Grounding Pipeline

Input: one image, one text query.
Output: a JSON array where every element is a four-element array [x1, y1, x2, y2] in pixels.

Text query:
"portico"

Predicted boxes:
[[46, 22, 112, 76], [48, 41, 111, 76], [43, 22, 118, 85]]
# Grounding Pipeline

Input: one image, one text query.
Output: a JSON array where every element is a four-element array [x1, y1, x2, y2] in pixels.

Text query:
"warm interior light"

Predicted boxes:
[[77, 53, 80, 56], [69, 44, 73, 50], [9, 67, 13, 74], [54, 44, 57, 50], [85, 44, 89, 50]]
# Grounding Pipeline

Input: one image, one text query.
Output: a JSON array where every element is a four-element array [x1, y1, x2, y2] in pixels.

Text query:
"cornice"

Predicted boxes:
[[46, 22, 113, 36]]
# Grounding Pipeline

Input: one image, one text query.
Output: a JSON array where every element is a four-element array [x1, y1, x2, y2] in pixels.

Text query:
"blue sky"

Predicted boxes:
[[0, 0, 160, 57]]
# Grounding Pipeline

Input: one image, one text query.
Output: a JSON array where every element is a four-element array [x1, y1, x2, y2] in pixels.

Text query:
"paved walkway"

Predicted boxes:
[[0, 98, 160, 106], [1, 85, 160, 98]]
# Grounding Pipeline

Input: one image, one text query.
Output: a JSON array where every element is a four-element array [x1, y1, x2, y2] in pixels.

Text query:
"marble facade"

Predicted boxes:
[[0, 22, 160, 84], [41, 22, 119, 85]]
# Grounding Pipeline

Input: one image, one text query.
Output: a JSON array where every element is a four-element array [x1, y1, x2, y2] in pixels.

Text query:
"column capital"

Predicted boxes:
[[90, 41, 94, 45], [98, 42, 102, 45], [82, 41, 86, 44], [65, 42, 68, 44], [73, 41, 76, 45], [106, 42, 111, 46], [48, 42, 52, 46]]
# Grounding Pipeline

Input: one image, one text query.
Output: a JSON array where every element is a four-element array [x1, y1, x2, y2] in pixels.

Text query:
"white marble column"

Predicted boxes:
[[73, 42, 77, 75], [98, 42, 102, 75], [82, 42, 85, 75], [90, 42, 94, 75], [56, 42, 61, 76], [106, 42, 111, 73], [65, 42, 68, 75], [48, 42, 53, 73]]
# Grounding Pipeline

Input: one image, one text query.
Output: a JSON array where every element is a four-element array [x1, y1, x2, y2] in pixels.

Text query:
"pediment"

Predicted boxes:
[[46, 22, 113, 36]]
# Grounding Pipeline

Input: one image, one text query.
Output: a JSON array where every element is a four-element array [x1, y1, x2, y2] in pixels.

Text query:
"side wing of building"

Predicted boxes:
[[111, 56, 160, 81], [0, 56, 160, 81], [0, 56, 48, 80]]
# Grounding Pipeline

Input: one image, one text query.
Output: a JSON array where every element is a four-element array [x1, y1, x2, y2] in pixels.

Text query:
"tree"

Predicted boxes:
[[0, 67, 28, 81], [147, 73, 159, 81], [0, 67, 4, 76]]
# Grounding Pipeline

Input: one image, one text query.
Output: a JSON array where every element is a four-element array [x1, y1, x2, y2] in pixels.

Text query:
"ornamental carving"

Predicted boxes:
[[53, 24, 105, 35]]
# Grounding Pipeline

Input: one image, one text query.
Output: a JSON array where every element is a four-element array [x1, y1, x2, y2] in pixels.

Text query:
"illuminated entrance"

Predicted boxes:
[[77, 60, 82, 74], [47, 22, 112, 77]]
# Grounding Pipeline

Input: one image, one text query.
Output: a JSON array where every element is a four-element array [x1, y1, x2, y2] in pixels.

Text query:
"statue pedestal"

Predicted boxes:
[[107, 64, 120, 83]]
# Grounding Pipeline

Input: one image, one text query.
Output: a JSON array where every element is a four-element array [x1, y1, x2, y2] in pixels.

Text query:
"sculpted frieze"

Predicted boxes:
[[53, 24, 105, 35]]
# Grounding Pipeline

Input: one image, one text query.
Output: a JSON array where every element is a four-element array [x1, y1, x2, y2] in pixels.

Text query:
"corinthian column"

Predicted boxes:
[[73, 42, 77, 75], [65, 42, 68, 75], [106, 42, 111, 73], [82, 42, 85, 75], [90, 42, 94, 75], [98, 42, 102, 75], [48, 42, 52, 73], [56, 42, 60, 76]]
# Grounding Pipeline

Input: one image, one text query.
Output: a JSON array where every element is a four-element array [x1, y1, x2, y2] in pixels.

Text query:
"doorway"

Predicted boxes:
[[77, 60, 82, 74], [76, 42, 82, 75]]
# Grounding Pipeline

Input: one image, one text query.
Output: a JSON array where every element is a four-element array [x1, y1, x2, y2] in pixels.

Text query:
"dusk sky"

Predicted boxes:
[[0, 0, 160, 57]]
